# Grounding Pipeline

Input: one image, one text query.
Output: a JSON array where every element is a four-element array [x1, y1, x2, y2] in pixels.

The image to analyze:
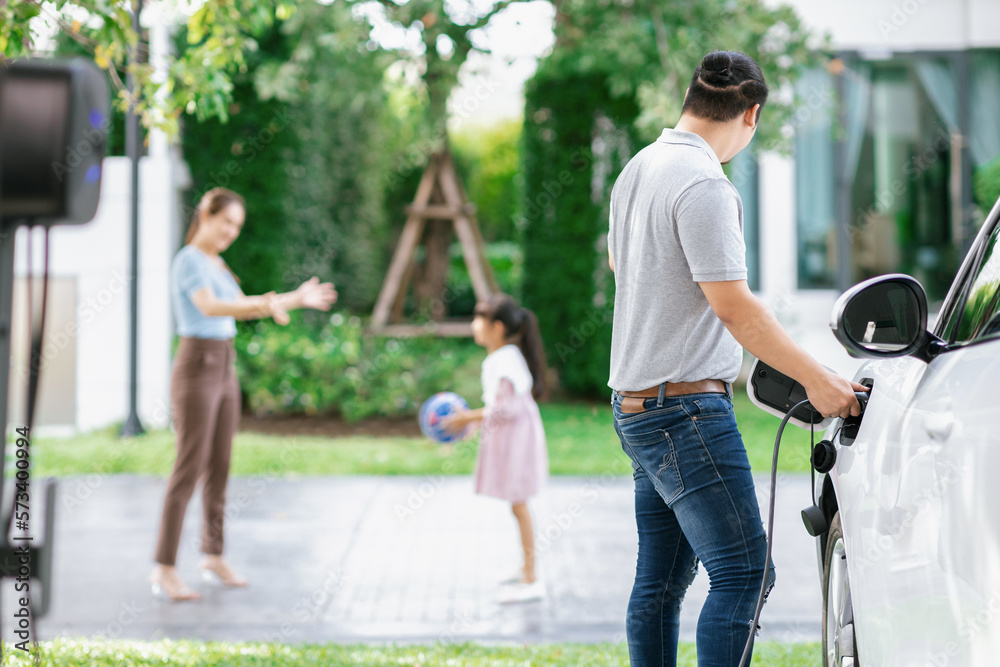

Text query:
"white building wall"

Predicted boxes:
[[776, 0, 1000, 51], [12, 154, 181, 433], [758, 153, 797, 301]]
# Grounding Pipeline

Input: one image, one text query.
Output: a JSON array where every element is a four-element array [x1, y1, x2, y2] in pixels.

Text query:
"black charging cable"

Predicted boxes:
[[1, 226, 49, 665], [737, 397, 812, 667], [25, 227, 49, 664], [737, 391, 869, 667]]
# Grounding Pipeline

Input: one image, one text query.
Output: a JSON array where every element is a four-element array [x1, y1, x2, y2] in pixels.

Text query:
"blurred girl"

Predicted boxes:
[[445, 293, 549, 603]]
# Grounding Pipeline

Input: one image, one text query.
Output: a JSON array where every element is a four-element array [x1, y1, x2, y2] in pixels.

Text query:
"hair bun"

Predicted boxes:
[[702, 51, 733, 72], [700, 51, 735, 85]]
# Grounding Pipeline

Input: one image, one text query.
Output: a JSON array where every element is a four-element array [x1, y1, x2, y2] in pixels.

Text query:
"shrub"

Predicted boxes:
[[235, 314, 483, 421]]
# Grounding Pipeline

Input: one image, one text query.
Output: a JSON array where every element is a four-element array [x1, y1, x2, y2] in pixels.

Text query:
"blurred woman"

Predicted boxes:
[[151, 187, 337, 601]]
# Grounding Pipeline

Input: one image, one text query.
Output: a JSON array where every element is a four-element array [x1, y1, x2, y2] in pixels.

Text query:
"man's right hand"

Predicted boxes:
[[698, 280, 872, 421], [803, 370, 869, 420]]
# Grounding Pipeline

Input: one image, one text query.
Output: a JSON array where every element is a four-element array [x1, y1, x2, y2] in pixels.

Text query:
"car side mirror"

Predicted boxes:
[[831, 274, 944, 362]]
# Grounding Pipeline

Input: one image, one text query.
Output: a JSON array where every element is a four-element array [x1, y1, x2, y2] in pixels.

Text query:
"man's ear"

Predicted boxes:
[[744, 104, 760, 129]]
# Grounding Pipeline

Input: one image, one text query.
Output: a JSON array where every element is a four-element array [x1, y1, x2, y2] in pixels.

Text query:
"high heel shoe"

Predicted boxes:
[[199, 557, 248, 588], [150, 568, 201, 602]]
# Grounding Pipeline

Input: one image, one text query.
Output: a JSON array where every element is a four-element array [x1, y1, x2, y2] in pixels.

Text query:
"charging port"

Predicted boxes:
[[838, 379, 873, 447]]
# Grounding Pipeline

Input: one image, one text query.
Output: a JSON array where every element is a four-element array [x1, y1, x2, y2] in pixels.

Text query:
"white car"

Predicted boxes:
[[799, 195, 1000, 666]]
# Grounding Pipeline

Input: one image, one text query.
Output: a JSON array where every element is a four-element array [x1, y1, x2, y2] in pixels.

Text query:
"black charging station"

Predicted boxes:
[[0, 57, 110, 635]]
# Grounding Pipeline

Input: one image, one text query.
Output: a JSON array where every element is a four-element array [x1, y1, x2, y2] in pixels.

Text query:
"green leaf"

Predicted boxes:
[[12, 2, 42, 20]]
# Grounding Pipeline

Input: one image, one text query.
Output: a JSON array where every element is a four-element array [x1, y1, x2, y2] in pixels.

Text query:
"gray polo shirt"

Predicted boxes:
[[608, 129, 747, 391]]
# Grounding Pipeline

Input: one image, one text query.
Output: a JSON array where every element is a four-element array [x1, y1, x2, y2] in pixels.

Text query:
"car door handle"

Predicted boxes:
[[924, 412, 955, 441]]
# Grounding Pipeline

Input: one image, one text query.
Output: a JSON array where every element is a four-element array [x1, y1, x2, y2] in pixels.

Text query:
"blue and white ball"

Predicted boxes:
[[419, 392, 470, 444]]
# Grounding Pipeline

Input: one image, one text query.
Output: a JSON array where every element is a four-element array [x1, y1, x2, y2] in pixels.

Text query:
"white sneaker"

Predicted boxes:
[[498, 580, 545, 604], [498, 569, 525, 585]]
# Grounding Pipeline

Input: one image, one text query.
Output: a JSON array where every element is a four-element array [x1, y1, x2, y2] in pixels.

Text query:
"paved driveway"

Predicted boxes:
[[19, 474, 820, 645]]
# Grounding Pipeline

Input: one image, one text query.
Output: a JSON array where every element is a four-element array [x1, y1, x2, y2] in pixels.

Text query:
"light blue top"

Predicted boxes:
[[171, 245, 240, 339]]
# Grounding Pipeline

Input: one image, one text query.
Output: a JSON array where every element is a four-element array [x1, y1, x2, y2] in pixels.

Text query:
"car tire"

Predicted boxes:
[[823, 512, 860, 667]]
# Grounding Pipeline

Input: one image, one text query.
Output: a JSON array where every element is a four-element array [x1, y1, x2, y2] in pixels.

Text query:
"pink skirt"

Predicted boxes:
[[474, 389, 548, 503]]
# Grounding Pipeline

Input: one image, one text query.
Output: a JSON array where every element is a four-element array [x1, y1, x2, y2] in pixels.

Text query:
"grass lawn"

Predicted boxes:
[[2, 639, 822, 665], [30, 390, 819, 478]]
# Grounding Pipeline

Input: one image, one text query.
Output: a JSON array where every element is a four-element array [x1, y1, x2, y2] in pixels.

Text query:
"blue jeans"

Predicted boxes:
[[612, 388, 775, 667]]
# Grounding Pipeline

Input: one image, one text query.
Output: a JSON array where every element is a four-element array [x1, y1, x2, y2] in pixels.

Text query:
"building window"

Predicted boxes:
[[794, 68, 837, 289], [850, 59, 959, 301], [794, 53, 1000, 301], [729, 142, 760, 291], [971, 50, 1000, 212]]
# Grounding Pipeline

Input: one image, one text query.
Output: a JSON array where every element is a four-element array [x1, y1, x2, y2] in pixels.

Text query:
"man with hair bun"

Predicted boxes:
[[607, 51, 867, 665]]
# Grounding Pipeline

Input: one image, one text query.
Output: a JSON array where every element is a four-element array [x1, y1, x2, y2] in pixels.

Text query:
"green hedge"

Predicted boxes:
[[181, 25, 298, 298], [521, 69, 638, 396], [181, 3, 394, 309], [235, 314, 483, 421]]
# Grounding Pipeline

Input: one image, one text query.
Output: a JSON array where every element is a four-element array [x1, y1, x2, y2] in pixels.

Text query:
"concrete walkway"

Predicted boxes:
[[15, 473, 822, 645]]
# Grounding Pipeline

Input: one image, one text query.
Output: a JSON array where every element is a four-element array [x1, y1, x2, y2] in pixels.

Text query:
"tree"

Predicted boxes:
[[348, 0, 526, 318], [543, 0, 826, 149], [522, 0, 826, 395], [2, 0, 289, 134], [356, 0, 517, 143]]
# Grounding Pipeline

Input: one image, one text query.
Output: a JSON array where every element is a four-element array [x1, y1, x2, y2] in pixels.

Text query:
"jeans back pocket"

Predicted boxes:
[[620, 427, 685, 505]]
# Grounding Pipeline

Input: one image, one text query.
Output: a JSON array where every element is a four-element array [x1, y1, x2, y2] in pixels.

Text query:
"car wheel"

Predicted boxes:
[[823, 512, 860, 667]]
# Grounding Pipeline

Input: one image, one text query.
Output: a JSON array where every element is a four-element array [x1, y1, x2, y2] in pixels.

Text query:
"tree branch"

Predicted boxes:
[[469, 0, 516, 31], [651, 6, 671, 76]]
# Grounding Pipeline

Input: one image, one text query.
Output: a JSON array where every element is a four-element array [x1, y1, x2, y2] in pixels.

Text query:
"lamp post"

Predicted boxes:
[[121, 0, 145, 437]]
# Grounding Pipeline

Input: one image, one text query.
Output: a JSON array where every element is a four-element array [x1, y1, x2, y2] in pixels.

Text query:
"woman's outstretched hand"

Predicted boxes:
[[265, 292, 291, 326], [296, 277, 338, 311]]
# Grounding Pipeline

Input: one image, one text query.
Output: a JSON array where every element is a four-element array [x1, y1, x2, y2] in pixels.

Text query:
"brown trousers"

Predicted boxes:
[[154, 337, 240, 566]]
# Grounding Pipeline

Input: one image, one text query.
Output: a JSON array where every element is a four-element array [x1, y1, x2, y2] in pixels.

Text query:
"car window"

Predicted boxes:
[[941, 222, 1000, 343]]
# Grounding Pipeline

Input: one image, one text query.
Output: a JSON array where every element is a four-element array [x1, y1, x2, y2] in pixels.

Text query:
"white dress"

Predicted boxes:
[[474, 345, 548, 502]]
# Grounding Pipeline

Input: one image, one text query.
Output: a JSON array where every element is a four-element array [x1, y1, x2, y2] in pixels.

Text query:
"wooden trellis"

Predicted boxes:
[[370, 151, 497, 336]]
